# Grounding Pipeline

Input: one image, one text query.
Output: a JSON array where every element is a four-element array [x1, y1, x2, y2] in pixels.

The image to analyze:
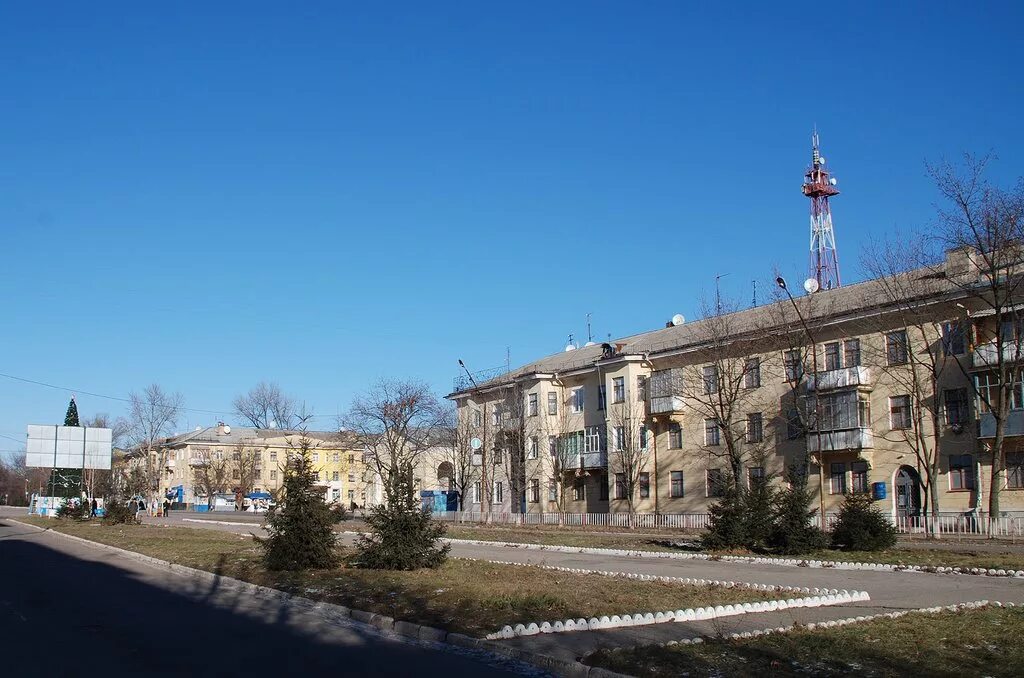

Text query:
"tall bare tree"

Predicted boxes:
[[926, 154, 1024, 516], [439, 405, 478, 511], [233, 382, 296, 429], [192, 448, 230, 509], [494, 382, 530, 514], [231, 442, 261, 508], [606, 382, 651, 525], [343, 379, 442, 506], [127, 384, 184, 511]]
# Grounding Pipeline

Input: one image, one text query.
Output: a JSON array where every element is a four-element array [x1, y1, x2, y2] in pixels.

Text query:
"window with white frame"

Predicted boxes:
[[639, 424, 649, 449], [613, 377, 625, 403], [747, 466, 765, 487], [886, 330, 909, 365], [547, 392, 558, 415], [548, 435, 557, 457], [637, 375, 648, 401], [824, 342, 841, 371], [703, 365, 719, 394], [571, 388, 584, 413], [669, 422, 682, 449], [704, 418, 721, 446], [492, 409, 500, 426], [844, 338, 861, 367], [492, 446, 502, 465], [851, 460, 869, 493], [572, 479, 585, 501], [639, 472, 650, 498], [743, 357, 761, 388], [889, 395, 912, 430], [528, 436, 539, 459], [614, 425, 626, 451], [670, 470, 684, 498], [548, 479, 558, 502], [942, 321, 966, 356], [493, 481, 503, 503], [473, 409, 482, 427], [597, 385, 606, 410], [332, 452, 339, 463], [332, 471, 339, 481], [706, 469, 726, 497], [784, 349, 803, 381], [472, 481, 481, 503], [528, 393, 538, 417], [976, 372, 1024, 413], [614, 473, 626, 499], [944, 388, 969, 426], [529, 479, 540, 503], [1007, 453, 1024, 489], [584, 426, 603, 452]]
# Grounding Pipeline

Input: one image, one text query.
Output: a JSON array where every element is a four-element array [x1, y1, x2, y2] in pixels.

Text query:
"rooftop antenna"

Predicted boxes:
[[586, 313, 593, 343], [564, 334, 577, 352], [458, 359, 479, 388], [505, 346, 510, 373], [715, 272, 730, 315], [802, 129, 841, 289], [752, 279, 757, 307]]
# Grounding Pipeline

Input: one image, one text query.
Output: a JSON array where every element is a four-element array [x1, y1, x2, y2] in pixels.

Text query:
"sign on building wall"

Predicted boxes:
[[25, 425, 113, 470]]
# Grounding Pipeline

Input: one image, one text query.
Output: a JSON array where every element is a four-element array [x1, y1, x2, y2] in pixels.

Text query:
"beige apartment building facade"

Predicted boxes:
[[157, 423, 369, 508], [450, 248, 1024, 519]]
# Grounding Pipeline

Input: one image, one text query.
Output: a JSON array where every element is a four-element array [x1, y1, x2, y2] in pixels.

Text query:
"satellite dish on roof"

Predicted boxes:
[[829, 177, 838, 186], [470, 437, 482, 451], [564, 344, 576, 352], [671, 314, 685, 326], [222, 425, 231, 434], [584, 341, 596, 347], [269, 420, 277, 429], [803, 278, 820, 294], [194, 426, 202, 431]]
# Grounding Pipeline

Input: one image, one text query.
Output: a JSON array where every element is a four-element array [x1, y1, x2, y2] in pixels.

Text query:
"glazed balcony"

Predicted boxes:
[[648, 369, 684, 415], [807, 366, 872, 392], [972, 342, 1024, 369], [563, 450, 608, 470], [806, 427, 875, 453]]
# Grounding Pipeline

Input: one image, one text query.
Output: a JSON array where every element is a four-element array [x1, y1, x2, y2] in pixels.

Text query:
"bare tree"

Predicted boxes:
[[606, 383, 651, 525], [233, 382, 296, 429], [542, 388, 579, 514], [343, 379, 442, 506], [230, 442, 261, 508], [192, 448, 230, 509], [925, 154, 1024, 517], [439, 405, 478, 511], [127, 384, 184, 511], [494, 383, 530, 514]]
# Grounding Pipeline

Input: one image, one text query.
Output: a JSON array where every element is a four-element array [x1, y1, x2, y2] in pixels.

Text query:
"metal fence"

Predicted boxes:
[[433, 510, 1024, 536]]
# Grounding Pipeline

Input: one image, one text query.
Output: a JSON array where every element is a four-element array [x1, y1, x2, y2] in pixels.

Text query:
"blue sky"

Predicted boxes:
[[1, 2, 1022, 451]]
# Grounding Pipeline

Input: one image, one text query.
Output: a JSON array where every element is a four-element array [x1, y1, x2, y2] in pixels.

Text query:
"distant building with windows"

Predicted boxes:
[[449, 247, 1024, 519]]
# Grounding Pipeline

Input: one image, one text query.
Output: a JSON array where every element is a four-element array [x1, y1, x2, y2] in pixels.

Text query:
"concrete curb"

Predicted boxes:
[[10, 519, 625, 678]]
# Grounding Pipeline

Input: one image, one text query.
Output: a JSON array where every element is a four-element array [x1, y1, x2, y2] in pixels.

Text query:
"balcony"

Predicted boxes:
[[807, 366, 872, 392], [649, 395, 685, 415], [648, 369, 684, 415], [972, 342, 1024, 369], [806, 427, 874, 453], [563, 450, 608, 470], [165, 459, 176, 469], [979, 411, 1024, 438]]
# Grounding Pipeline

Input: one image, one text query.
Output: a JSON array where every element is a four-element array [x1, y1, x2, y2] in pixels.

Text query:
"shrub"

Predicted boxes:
[[744, 473, 777, 550], [768, 470, 827, 555], [329, 503, 350, 524], [701, 486, 748, 551], [355, 472, 449, 570], [258, 436, 339, 571], [102, 499, 140, 525], [830, 492, 898, 551], [56, 497, 91, 521]]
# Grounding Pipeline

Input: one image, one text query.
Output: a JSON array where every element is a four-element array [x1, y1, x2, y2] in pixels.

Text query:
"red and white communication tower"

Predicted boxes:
[[802, 131, 841, 290]]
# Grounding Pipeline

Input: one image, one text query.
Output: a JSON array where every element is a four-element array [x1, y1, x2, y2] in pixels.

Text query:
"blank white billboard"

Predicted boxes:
[[26, 425, 112, 470]]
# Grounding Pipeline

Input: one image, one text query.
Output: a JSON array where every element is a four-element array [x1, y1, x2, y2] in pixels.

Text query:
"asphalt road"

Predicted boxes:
[[0, 517, 534, 676]]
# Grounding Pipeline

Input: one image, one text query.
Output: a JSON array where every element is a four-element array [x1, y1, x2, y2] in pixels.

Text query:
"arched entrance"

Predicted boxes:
[[436, 462, 454, 491], [894, 466, 922, 519]]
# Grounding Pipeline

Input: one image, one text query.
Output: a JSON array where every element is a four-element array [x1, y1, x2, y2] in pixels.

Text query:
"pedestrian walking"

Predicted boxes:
[[163, 499, 170, 517], [90, 498, 98, 518]]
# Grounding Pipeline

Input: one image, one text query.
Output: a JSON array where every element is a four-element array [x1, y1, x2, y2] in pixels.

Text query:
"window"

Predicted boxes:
[[332, 471, 340, 481], [784, 349, 803, 381], [1007, 454, 1024, 489], [706, 469, 726, 498], [473, 409, 482, 427], [639, 425, 648, 449], [573, 479, 585, 501], [704, 418, 721, 446], [584, 426, 603, 453], [529, 479, 540, 503], [492, 409, 500, 426], [890, 395, 912, 430], [348, 472, 355, 483], [547, 392, 558, 415], [637, 375, 648, 401], [269, 451, 277, 461], [614, 426, 626, 451], [348, 489, 355, 501], [528, 393, 538, 417], [548, 435, 557, 457], [639, 472, 650, 498], [597, 385, 607, 410], [812, 391, 871, 431], [270, 470, 277, 480], [311, 453, 319, 463], [332, 489, 340, 501], [332, 452, 339, 463], [232, 450, 241, 461], [613, 377, 625, 403], [942, 321, 966, 356], [886, 330, 909, 365], [492, 447, 503, 465], [598, 474, 609, 500], [829, 463, 847, 494], [944, 388, 969, 426], [669, 423, 683, 449], [348, 454, 354, 465], [313, 471, 320, 482], [786, 408, 803, 439], [493, 481, 503, 503], [748, 466, 765, 488], [254, 469, 261, 479], [851, 461, 869, 493], [824, 342, 841, 371], [528, 436, 539, 459], [571, 388, 584, 413], [703, 365, 719, 394], [844, 339, 861, 367], [548, 480, 558, 502], [743, 358, 761, 388], [746, 413, 763, 444], [670, 471, 684, 498], [472, 481, 481, 503], [614, 473, 626, 499], [949, 455, 975, 490]]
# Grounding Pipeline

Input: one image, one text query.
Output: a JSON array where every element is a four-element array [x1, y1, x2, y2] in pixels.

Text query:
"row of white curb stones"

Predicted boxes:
[[446, 537, 1024, 578], [468, 557, 865, 598], [658, 600, 1008, 646], [486, 591, 871, 639]]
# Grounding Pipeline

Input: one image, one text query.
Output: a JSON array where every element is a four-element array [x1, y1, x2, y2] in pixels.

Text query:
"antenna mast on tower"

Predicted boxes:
[[802, 130, 841, 290]]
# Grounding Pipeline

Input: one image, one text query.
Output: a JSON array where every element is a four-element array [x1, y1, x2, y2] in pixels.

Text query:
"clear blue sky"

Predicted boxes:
[[1, 2, 1022, 450]]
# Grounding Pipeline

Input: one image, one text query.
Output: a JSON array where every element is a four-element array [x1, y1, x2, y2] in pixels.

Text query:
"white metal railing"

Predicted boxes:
[[431, 510, 1024, 536], [806, 427, 874, 452], [807, 366, 872, 392]]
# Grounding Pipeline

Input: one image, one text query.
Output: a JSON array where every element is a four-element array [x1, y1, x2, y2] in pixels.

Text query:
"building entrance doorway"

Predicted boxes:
[[895, 466, 922, 519]]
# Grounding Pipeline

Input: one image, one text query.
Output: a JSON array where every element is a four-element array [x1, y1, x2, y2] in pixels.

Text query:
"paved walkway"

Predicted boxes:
[[0, 516, 537, 676], [12, 507, 1024, 662]]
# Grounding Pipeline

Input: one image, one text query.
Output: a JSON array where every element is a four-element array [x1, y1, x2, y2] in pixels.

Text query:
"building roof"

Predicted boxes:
[[158, 425, 358, 448], [451, 252, 968, 398]]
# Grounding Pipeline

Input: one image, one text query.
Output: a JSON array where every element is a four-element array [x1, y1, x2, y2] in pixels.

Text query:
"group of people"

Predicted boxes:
[[127, 498, 173, 518]]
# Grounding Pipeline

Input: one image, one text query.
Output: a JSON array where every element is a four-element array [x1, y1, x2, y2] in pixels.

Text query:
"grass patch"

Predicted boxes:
[[18, 517, 768, 636], [587, 606, 1024, 677], [443, 524, 1024, 571]]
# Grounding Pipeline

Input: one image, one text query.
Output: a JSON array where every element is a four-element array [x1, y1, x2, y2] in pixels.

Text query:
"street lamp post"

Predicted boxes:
[[776, 277, 828, 529]]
